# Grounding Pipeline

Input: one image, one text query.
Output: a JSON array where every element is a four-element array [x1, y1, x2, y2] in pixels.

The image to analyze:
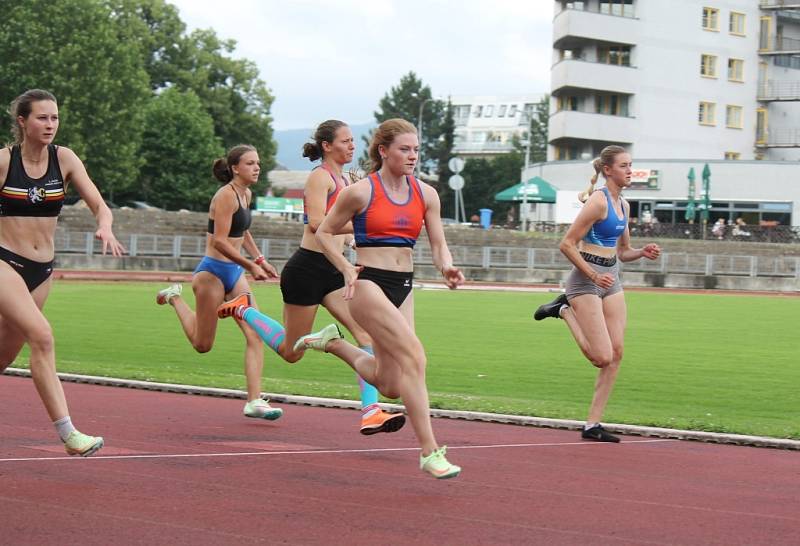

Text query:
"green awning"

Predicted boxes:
[[494, 177, 557, 203]]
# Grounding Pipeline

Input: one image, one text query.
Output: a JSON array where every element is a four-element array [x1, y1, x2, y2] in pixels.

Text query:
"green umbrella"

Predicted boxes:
[[685, 167, 697, 222], [493, 177, 557, 203], [700, 163, 711, 224]]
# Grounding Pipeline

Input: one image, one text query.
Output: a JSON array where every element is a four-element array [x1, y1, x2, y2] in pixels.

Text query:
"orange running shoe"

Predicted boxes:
[[360, 409, 406, 435], [217, 292, 252, 319]]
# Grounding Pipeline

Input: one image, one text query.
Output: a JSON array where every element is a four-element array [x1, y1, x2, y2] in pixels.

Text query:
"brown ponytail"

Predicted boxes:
[[212, 144, 256, 183], [302, 119, 348, 162]]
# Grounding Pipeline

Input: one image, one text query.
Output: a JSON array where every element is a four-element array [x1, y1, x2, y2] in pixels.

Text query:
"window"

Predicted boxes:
[[730, 12, 745, 35], [598, 45, 631, 66], [701, 54, 717, 77], [560, 48, 583, 61], [473, 105, 483, 117], [724, 152, 741, 160], [760, 16, 771, 50], [756, 108, 768, 144], [698, 101, 716, 125], [484, 105, 494, 117], [557, 96, 580, 112], [508, 104, 518, 117], [498, 105, 507, 117], [774, 55, 800, 69], [555, 145, 581, 160], [595, 94, 629, 116], [600, 0, 634, 17], [726, 105, 743, 128], [728, 58, 744, 81], [703, 7, 719, 31]]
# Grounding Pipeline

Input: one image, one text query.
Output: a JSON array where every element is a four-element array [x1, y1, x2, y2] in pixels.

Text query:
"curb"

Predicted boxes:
[[5, 368, 798, 451]]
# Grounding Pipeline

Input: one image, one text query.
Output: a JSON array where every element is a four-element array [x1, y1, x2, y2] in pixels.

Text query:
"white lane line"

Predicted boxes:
[[0, 438, 674, 463]]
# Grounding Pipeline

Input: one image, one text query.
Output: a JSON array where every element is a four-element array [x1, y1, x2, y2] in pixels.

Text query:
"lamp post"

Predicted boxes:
[[520, 139, 531, 232], [416, 97, 436, 175]]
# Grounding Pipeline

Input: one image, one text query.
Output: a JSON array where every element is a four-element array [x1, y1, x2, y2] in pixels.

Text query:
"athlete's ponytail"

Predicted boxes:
[[212, 144, 256, 183], [303, 120, 348, 162], [579, 145, 627, 203]]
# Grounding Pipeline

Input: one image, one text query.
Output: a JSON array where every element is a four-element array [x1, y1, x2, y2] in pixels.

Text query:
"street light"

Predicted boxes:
[[413, 93, 442, 175], [520, 139, 531, 232]]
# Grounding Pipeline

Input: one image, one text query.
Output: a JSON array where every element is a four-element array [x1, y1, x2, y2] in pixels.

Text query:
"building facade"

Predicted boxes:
[[549, 0, 800, 161], [451, 94, 544, 159]]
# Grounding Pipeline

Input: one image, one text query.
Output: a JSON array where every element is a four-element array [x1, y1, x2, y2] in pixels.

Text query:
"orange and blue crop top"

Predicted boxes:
[[0, 144, 65, 217], [353, 172, 425, 248], [583, 187, 627, 247], [303, 163, 348, 224]]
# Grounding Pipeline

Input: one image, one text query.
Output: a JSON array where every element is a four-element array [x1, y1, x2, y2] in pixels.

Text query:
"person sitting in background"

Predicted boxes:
[[732, 218, 751, 238], [712, 218, 726, 240]]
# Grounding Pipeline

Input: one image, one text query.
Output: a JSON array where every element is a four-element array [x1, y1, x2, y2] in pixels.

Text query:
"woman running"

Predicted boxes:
[[296, 118, 465, 479], [156, 144, 284, 421], [534, 145, 661, 442], [217, 120, 405, 435], [0, 89, 125, 456]]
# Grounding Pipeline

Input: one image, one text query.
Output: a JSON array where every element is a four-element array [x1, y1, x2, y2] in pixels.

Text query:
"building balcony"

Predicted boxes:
[[553, 7, 637, 49], [755, 128, 800, 147], [759, 35, 800, 54], [760, 1, 800, 9], [758, 80, 800, 100], [452, 141, 517, 155], [551, 59, 637, 95], [548, 110, 635, 145]]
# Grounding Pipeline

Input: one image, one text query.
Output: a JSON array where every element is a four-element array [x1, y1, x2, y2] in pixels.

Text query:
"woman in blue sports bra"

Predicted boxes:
[[155, 145, 285, 421], [534, 145, 661, 443]]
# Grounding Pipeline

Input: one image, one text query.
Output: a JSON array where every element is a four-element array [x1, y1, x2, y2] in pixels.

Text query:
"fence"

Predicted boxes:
[[55, 231, 800, 279]]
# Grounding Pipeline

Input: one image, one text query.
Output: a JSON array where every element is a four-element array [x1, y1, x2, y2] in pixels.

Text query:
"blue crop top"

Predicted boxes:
[[582, 187, 627, 247]]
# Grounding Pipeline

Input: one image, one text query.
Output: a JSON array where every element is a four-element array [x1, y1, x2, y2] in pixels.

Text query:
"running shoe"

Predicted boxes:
[[533, 293, 568, 321], [420, 446, 461, 479], [156, 283, 182, 305], [581, 424, 621, 443], [64, 430, 104, 457], [292, 324, 343, 353], [217, 292, 253, 320], [243, 399, 283, 421], [360, 410, 406, 435]]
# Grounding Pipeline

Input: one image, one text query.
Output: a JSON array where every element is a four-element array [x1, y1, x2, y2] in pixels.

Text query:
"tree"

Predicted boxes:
[[366, 71, 446, 174], [0, 0, 151, 201], [139, 88, 223, 210], [434, 99, 457, 216], [459, 152, 523, 224], [518, 94, 549, 164]]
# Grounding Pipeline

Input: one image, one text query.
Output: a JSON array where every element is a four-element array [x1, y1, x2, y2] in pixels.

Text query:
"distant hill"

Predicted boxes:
[[273, 122, 374, 170]]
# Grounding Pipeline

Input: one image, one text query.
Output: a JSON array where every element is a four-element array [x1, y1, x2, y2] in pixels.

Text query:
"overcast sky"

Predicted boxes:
[[169, 0, 554, 130]]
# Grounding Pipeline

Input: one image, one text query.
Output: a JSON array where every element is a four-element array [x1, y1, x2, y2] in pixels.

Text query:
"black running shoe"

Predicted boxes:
[[581, 424, 621, 443], [534, 293, 568, 321]]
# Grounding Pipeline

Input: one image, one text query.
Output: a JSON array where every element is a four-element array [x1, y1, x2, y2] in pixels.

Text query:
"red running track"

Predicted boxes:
[[1, 375, 798, 545]]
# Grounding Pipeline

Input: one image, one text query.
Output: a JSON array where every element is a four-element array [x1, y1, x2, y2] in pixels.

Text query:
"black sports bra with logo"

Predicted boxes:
[[0, 145, 66, 217]]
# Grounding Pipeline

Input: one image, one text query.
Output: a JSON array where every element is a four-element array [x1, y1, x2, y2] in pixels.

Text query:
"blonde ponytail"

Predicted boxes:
[[579, 146, 627, 203]]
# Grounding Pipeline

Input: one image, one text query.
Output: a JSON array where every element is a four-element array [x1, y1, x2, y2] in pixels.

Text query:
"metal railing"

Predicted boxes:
[[760, 1, 800, 8], [756, 127, 800, 147], [758, 79, 800, 100], [55, 231, 800, 279], [761, 35, 800, 53]]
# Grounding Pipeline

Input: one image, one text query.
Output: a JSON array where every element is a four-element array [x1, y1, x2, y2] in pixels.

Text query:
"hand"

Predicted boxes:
[[259, 260, 279, 279], [591, 271, 615, 289], [248, 262, 269, 281], [441, 264, 465, 290], [95, 225, 126, 256], [642, 243, 661, 260], [342, 264, 364, 300]]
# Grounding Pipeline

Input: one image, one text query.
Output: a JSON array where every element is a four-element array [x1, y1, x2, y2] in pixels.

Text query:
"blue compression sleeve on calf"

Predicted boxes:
[[358, 345, 379, 411], [241, 307, 285, 353]]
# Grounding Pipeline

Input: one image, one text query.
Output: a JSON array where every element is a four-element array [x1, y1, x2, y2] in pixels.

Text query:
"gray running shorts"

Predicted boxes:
[[565, 260, 623, 300]]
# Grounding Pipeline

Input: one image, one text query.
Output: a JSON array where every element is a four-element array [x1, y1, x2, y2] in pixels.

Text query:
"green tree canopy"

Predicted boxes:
[[139, 88, 223, 210], [458, 152, 522, 223], [0, 0, 151, 201]]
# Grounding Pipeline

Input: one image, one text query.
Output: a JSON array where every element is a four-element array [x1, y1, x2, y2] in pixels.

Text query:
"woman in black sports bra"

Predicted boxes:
[[0, 89, 125, 457]]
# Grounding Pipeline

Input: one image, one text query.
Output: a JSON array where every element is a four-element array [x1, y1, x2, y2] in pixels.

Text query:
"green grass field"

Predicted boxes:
[[12, 282, 800, 439]]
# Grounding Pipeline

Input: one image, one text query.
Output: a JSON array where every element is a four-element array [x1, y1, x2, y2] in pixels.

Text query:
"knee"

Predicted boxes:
[[27, 327, 55, 356], [283, 351, 303, 364], [588, 350, 613, 369], [612, 346, 624, 364], [193, 341, 213, 354]]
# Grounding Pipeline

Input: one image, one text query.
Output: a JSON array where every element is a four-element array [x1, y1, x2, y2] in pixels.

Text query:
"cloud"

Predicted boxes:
[[170, 0, 552, 129]]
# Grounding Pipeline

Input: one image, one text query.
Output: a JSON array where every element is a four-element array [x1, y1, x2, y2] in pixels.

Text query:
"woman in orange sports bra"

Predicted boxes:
[[0, 89, 125, 457], [304, 118, 465, 479]]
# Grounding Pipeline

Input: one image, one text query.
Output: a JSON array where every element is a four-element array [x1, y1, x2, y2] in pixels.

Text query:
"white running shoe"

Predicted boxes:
[[156, 283, 182, 305], [292, 324, 344, 353], [243, 399, 283, 421]]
